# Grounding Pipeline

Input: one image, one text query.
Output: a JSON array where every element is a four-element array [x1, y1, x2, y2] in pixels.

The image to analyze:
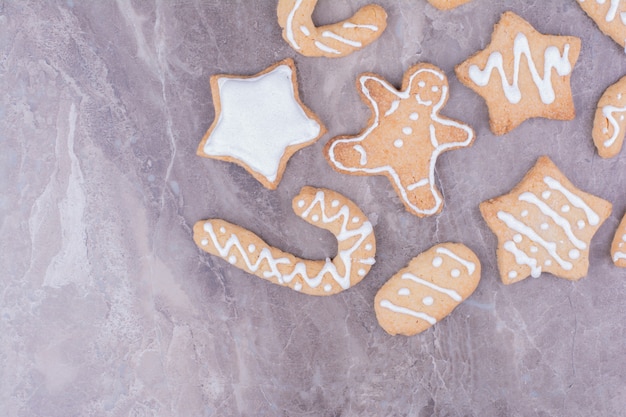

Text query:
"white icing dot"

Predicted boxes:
[[418, 81, 426, 88], [422, 296, 434, 306], [569, 249, 580, 260], [409, 112, 419, 121], [358, 269, 366, 276], [352, 216, 359, 223], [542, 191, 551, 200], [509, 270, 518, 279], [228, 255, 237, 264], [621, 115, 625, 121], [620, 242, 624, 248], [622, 234, 626, 242], [294, 282, 302, 291], [394, 139, 404, 148], [431, 86, 439, 93], [530, 246, 538, 253], [220, 227, 226, 234], [331, 200, 340, 207], [201, 239, 209, 246], [451, 269, 461, 278], [545, 259, 552, 267], [324, 284, 332, 292], [619, 93, 623, 100], [398, 288, 411, 296], [541, 223, 549, 230], [603, 127, 609, 134], [513, 234, 522, 243], [311, 214, 320, 222], [521, 210, 529, 217], [578, 220, 585, 229], [297, 200, 305, 208], [561, 205, 570, 213], [248, 244, 256, 253], [432, 257, 443, 267], [402, 126, 413, 135], [365, 244, 373, 251]]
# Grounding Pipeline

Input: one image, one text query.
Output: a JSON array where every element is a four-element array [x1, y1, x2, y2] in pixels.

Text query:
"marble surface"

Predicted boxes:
[[1, 1, 625, 416]]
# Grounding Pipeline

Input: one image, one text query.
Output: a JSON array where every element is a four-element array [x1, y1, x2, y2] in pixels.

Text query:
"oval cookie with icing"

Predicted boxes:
[[611, 213, 626, 268], [593, 75, 626, 158], [576, 0, 626, 53], [374, 243, 481, 336], [277, 0, 387, 58], [193, 186, 376, 296]]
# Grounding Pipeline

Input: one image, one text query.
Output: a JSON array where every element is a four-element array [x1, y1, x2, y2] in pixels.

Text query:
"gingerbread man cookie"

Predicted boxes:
[[375, 243, 481, 336], [427, 0, 473, 10], [480, 156, 612, 284], [197, 59, 326, 190], [576, 0, 626, 53], [277, 0, 387, 58], [593, 75, 626, 158], [324, 63, 475, 218], [611, 213, 626, 267], [456, 12, 581, 135], [193, 187, 376, 296]]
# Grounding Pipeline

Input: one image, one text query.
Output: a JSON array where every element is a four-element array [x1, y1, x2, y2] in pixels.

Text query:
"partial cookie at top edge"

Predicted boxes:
[[427, 0, 473, 10]]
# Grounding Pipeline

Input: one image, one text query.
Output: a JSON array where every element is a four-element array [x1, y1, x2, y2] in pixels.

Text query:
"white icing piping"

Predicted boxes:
[[468, 32, 572, 105], [497, 211, 573, 271], [379, 299, 437, 325], [353, 145, 368, 165], [518, 192, 586, 250], [327, 68, 474, 216], [436, 247, 476, 274], [343, 22, 378, 31], [602, 104, 626, 147], [286, 0, 304, 50], [543, 176, 600, 225], [503, 240, 542, 278], [401, 273, 462, 301], [614, 251, 626, 261], [322, 30, 362, 47], [314, 40, 341, 55], [385, 100, 400, 116]]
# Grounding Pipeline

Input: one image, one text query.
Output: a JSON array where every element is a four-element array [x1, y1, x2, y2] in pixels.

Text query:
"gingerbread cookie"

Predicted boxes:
[[611, 213, 626, 267], [427, 0, 473, 10], [193, 187, 376, 296], [593, 75, 626, 158], [576, 0, 626, 53], [277, 0, 387, 58], [324, 63, 475, 217], [480, 156, 612, 284], [374, 243, 481, 336], [455, 12, 581, 135], [197, 59, 326, 190]]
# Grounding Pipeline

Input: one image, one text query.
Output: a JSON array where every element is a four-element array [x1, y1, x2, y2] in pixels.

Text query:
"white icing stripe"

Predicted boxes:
[[286, 0, 304, 50], [343, 22, 379, 31], [436, 247, 476, 274], [300, 25, 311, 36], [468, 32, 572, 105], [314, 40, 341, 55], [429, 124, 439, 148], [407, 178, 429, 190], [204, 223, 291, 279], [353, 145, 368, 165], [497, 211, 573, 271], [614, 251, 626, 261], [503, 240, 542, 278], [602, 104, 626, 147], [327, 68, 474, 216], [322, 30, 362, 47], [385, 100, 400, 116], [359, 258, 376, 265], [518, 192, 586, 250], [401, 273, 462, 301], [379, 299, 437, 325], [544, 176, 600, 226]]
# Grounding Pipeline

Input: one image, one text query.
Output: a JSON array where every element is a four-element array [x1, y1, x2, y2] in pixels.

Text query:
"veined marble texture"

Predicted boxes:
[[1, 1, 625, 416]]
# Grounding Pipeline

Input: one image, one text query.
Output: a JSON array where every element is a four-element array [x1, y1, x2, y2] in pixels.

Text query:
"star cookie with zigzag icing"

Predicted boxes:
[[480, 156, 612, 284], [455, 12, 581, 135]]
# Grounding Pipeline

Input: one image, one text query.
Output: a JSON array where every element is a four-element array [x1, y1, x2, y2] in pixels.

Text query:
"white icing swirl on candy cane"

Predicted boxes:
[[468, 32, 572, 104]]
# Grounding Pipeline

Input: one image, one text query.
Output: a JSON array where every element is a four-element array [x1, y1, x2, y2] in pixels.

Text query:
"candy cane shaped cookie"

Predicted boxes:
[[375, 243, 481, 336], [193, 187, 376, 296], [277, 0, 387, 58], [593, 75, 626, 158]]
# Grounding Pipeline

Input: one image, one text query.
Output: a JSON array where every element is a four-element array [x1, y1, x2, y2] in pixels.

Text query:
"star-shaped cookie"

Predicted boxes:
[[324, 63, 475, 217], [480, 156, 612, 284], [198, 59, 326, 189], [455, 12, 581, 135]]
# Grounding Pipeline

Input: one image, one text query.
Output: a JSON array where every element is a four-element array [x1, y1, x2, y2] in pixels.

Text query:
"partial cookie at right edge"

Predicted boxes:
[[611, 213, 626, 268], [593, 75, 626, 158], [576, 0, 626, 53]]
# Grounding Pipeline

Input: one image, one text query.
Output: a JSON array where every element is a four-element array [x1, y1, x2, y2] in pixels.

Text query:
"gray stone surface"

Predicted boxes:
[[1, 1, 625, 416]]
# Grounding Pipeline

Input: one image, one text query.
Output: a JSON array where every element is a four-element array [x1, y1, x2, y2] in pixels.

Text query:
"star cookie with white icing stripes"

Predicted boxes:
[[197, 59, 326, 190], [480, 156, 612, 284]]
